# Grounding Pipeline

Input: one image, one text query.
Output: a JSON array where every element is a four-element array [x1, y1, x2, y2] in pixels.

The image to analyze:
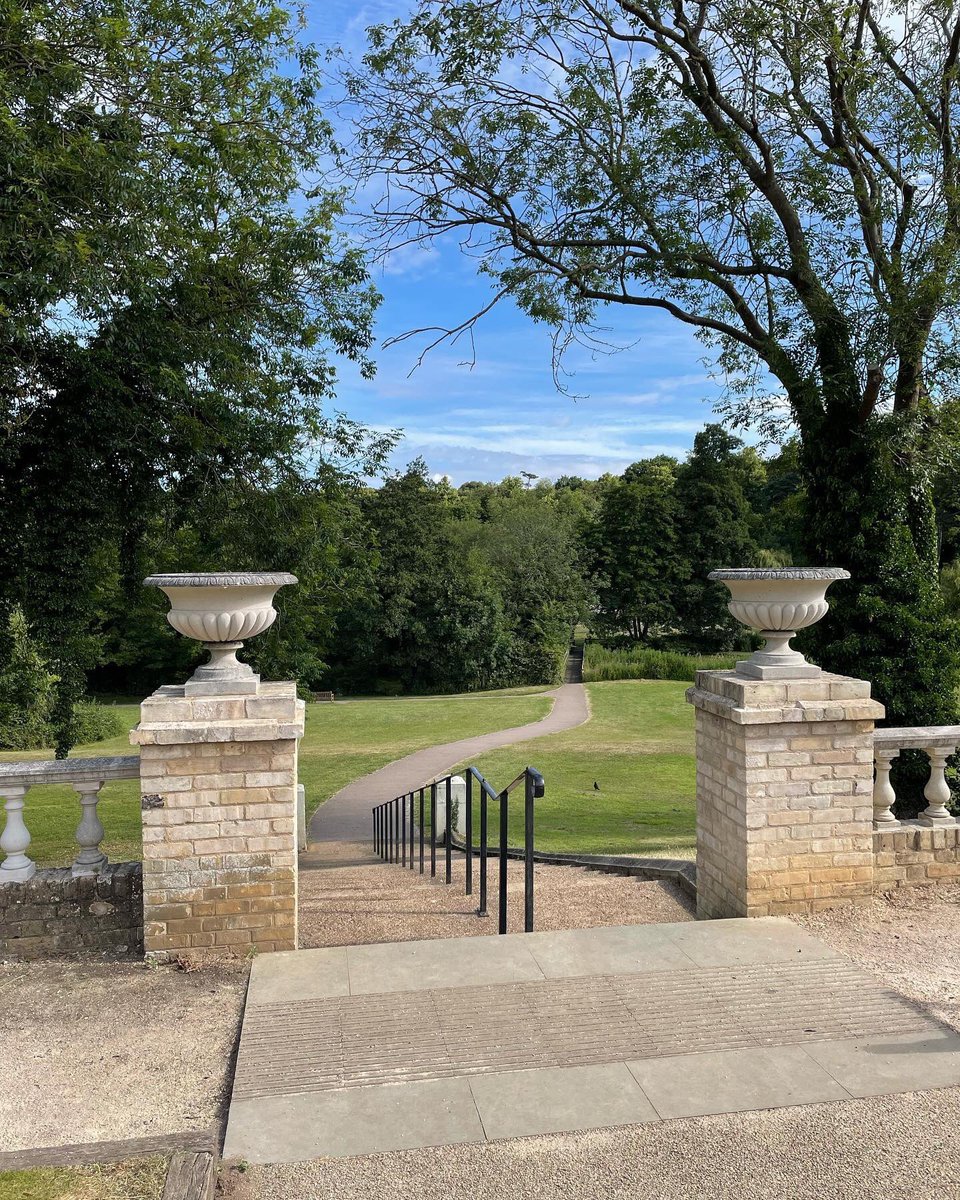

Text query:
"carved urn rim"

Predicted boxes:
[[144, 572, 298, 588], [708, 568, 850, 582]]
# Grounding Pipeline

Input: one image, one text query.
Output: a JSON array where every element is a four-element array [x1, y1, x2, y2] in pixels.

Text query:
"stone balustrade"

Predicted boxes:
[[0, 756, 139, 883], [872, 726, 960, 826]]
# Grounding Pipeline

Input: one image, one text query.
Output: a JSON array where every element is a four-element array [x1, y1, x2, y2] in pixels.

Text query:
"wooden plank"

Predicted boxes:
[[162, 1150, 216, 1200]]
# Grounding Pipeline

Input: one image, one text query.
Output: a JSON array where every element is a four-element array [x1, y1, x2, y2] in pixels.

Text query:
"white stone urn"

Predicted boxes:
[[144, 572, 297, 695], [708, 568, 850, 680]]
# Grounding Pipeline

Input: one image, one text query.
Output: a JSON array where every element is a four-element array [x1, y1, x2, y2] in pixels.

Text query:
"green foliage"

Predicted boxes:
[[350, 0, 960, 728], [0, 609, 124, 749], [583, 643, 737, 683], [326, 462, 587, 694], [0, 608, 57, 749], [0, 0, 385, 751]]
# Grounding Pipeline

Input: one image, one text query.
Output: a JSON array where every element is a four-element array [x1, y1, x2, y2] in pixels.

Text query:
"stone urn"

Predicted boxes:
[[144, 572, 297, 695], [708, 568, 850, 680]]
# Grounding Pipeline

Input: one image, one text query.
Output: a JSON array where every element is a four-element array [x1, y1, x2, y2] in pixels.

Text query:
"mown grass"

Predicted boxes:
[[0, 1157, 167, 1200], [583, 643, 737, 682], [458, 679, 697, 857], [0, 692, 553, 866]]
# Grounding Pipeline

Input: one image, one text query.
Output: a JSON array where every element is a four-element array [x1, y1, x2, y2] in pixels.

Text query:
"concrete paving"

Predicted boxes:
[[222, 917, 960, 1163], [308, 683, 589, 844]]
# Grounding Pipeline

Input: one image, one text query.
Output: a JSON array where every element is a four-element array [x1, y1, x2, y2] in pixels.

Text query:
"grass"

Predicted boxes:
[[0, 691, 553, 866], [456, 679, 697, 857], [582, 643, 737, 682], [0, 1158, 167, 1200]]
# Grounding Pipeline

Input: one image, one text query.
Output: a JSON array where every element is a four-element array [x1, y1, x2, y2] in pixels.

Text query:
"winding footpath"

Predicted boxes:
[[307, 682, 589, 846]]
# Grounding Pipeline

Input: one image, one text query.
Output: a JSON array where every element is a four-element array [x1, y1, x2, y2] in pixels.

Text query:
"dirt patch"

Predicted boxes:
[[794, 883, 960, 1033], [0, 958, 247, 1152]]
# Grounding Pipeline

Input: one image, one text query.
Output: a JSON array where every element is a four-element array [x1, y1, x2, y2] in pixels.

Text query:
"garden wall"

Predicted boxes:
[[0, 862, 142, 960]]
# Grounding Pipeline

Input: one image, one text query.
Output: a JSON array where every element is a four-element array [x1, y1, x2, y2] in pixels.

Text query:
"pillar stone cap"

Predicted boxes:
[[686, 669, 884, 725], [131, 680, 305, 745]]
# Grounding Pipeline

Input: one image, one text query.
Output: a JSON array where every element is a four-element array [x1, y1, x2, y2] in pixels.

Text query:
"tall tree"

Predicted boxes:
[[1, 0, 381, 751], [350, 0, 960, 726], [587, 458, 684, 642], [674, 425, 761, 646]]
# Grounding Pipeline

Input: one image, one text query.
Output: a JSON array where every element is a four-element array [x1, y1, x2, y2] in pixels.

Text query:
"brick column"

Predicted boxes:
[[131, 681, 304, 960], [686, 671, 883, 918]]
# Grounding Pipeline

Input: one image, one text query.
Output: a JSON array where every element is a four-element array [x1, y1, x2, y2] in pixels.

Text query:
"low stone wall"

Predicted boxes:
[[873, 822, 960, 890], [0, 862, 142, 960]]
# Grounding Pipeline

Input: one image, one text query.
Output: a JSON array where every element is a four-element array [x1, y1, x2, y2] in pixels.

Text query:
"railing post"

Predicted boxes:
[[388, 800, 394, 863], [409, 793, 414, 869], [921, 747, 955, 824], [524, 771, 535, 933], [401, 792, 407, 867], [445, 777, 452, 885], [498, 788, 508, 935], [873, 747, 899, 825], [72, 781, 107, 877], [430, 783, 437, 877], [465, 772, 473, 896], [0, 785, 34, 882], [419, 787, 425, 874], [479, 787, 488, 916]]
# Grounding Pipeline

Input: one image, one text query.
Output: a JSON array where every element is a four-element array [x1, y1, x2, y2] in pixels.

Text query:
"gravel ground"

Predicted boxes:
[[298, 840, 695, 947], [0, 958, 247, 1152], [246, 880, 960, 1200]]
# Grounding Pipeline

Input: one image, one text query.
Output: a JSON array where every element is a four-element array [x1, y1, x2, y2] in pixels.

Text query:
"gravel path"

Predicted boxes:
[[308, 683, 589, 843], [298, 839, 694, 948]]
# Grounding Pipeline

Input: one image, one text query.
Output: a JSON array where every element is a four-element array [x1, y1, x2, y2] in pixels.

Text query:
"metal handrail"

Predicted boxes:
[[371, 764, 544, 934]]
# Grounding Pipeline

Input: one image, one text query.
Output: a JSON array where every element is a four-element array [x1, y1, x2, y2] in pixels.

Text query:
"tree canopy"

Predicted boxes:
[[348, 0, 960, 726], [0, 0, 387, 750]]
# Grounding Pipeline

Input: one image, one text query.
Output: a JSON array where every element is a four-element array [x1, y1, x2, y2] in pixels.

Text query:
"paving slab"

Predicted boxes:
[[248, 947, 350, 1003], [626, 1045, 851, 1119], [523, 923, 694, 977], [344, 935, 545, 994], [469, 1063, 659, 1140], [224, 1078, 484, 1162], [224, 918, 952, 1163], [802, 1030, 960, 1097]]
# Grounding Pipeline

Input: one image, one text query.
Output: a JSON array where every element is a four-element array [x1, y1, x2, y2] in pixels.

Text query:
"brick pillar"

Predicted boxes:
[[132, 681, 304, 960], [686, 671, 884, 918]]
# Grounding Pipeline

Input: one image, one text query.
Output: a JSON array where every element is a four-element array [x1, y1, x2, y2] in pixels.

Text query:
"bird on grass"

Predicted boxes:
[[593, 781, 600, 791]]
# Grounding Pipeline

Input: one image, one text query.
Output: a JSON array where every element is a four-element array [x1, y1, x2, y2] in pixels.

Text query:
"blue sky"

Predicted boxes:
[[314, 1, 741, 484]]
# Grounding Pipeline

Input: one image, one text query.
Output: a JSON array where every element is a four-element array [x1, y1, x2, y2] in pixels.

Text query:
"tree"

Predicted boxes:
[[674, 425, 761, 646], [350, 0, 960, 725], [587, 457, 684, 642], [0, 1, 382, 751]]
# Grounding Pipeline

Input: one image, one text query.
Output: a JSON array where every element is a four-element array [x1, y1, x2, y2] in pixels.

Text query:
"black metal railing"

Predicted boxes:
[[371, 765, 545, 934]]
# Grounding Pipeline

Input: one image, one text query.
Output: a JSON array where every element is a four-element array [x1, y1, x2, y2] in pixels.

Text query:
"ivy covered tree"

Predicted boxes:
[[0, 0, 384, 751], [349, 0, 960, 726]]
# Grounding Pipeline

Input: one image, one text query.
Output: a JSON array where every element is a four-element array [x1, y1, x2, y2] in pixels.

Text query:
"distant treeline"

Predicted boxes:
[[26, 421, 959, 701]]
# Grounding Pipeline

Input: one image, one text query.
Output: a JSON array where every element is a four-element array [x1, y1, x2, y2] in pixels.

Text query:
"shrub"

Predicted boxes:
[[583, 643, 738, 683], [0, 608, 58, 749], [0, 608, 127, 749]]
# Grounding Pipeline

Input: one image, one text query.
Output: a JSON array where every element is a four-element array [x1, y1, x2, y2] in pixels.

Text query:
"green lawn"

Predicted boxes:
[[456, 679, 697, 857], [0, 691, 553, 867]]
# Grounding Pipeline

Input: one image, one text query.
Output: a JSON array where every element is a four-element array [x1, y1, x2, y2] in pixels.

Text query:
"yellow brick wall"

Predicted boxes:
[[133, 682, 304, 960]]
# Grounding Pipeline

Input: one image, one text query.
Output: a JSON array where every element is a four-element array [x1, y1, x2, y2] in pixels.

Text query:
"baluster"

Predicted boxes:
[[0, 785, 35, 881], [873, 747, 899, 825], [72, 781, 107, 876], [920, 746, 955, 825]]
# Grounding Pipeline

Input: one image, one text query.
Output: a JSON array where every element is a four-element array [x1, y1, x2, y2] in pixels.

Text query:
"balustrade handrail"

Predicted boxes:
[[872, 726, 959, 827], [0, 754, 140, 883], [0, 755, 139, 787], [371, 763, 544, 935]]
